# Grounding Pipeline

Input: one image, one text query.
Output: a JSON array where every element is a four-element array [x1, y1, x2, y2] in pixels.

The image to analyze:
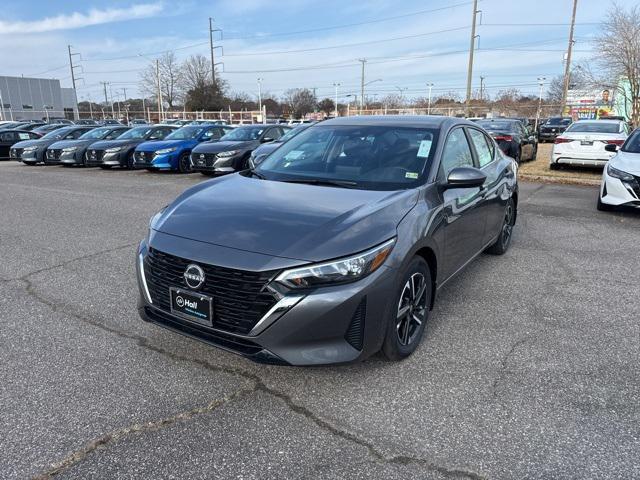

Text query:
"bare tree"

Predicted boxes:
[[590, 2, 640, 126], [139, 52, 184, 109], [282, 88, 316, 118], [546, 71, 587, 103], [317, 98, 335, 115], [182, 54, 211, 91]]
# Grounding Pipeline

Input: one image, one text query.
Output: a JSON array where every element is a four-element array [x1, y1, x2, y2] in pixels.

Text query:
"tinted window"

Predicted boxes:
[[622, 130, 640, 154], [105, 129, 127, 140], [258, 125, 439, 190], [439, 128, 474, 178], [117, 127, 152, 140], [65, 129, 87, 139], [565, 122, 621, 134], [203, 128, 222, 140], [266, 128, 282, 140], [1, 132, 16, 142], [42, 127, 74, 140], [79, 127, 111, 140], [221, 126, 266, 141], [477, 121, 517, 133], [165, 126, 204, 140], [468, 129, 494, 167]]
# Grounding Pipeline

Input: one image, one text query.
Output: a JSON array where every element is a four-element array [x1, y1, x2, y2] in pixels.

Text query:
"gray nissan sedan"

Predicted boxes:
[[136, 116, 518, 366]]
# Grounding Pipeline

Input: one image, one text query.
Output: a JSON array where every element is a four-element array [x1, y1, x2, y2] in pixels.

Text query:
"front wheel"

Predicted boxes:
[[178, 152, 192, 173], [486, 197, 516, 255], [382, 257, 431, 361]]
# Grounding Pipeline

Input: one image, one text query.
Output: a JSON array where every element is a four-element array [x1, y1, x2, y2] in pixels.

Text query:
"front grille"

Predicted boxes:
[[344, 298, 366, 351], [145, 307, 263, 355], [144, 248, 279, 334], [631, 175, 640, 199], [86, 149, 104, 164], [192, 153, 217, 167], [46, 149, 62, 161]]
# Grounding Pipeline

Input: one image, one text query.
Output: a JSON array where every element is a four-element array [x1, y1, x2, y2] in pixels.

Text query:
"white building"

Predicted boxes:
[[0, 75, 78, 121]]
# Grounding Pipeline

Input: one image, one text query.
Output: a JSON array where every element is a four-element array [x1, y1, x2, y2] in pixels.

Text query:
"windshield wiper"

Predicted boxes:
[[280, 178, 358, 188]]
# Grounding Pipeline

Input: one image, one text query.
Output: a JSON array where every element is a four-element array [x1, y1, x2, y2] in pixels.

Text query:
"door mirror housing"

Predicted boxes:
[[443, 167, 487, 189], [261, 137, 275, 143], [604, 143, 618, 152]]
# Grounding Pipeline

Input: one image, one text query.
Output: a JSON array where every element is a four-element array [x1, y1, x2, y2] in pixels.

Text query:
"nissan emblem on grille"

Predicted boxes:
[[184, 264, 205, 289], [200, 154, 205, 159]]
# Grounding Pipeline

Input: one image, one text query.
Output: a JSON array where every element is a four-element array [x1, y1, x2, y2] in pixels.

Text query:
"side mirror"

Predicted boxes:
[[443, 167, 487, 189], [261, 137, 274, 143], [604, 143, 618, 152]]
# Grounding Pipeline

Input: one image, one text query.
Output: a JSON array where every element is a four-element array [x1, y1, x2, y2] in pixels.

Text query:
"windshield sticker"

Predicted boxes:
[[405, 172, 419, 179], [417, 139, 432, 158], [284, 150, 304, 160]]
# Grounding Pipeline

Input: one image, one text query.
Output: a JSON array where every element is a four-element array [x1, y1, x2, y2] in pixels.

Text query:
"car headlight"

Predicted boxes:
[[275, 238, 396, 289], [155, 147, 177, 155], [62, 147, 78, 152], [217, 149, 240, 158], [607, 164, 635, 182], [23, 146, 37, 152], [105, 147, 122, 153]]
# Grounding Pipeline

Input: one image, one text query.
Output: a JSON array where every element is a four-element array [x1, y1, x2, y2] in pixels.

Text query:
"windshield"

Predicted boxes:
[[165, 126, 204, 140], [221, 126, 265, 141], [546, 117, 572, 126], [79, 127, 110, 139], [565, 122, 621, 134], [257, 125, 439, 191], [280, 125, 308, 142], [622, 131, 640, 154], [117, 127, 152, 140], [477, 121, 516, 132], [42, 127, 73, 140]]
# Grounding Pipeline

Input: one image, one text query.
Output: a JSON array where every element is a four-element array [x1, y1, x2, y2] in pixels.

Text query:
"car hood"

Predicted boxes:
[[90, 138, 145, 150], [611, 151, 640, 175], [153, 174, 418, 263], [12, 138, 56, 149], [193, 140, 259, 154], [136, 139, 195, 152], [48, 139, 95, 150]]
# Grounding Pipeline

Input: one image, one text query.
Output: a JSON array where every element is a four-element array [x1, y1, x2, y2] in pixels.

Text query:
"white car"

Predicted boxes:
[[598, 129, 640, 211], [550, 119, 631, 169]]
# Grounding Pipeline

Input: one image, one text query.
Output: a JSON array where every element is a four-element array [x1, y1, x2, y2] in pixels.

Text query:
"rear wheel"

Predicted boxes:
[[486, 197, 516, 255], [178, 152, 192, 173], [382, 257, 431, 361]]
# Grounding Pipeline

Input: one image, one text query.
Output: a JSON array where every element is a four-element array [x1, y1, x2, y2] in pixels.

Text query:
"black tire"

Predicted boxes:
[[597, 196, 614, 212], [485, 197, 516, 255], [178, 152, 192, 173], [549, 163, 560, 170], [99, 165, 112, 170], [382, 257, 431, 361], [126, 152, 135, 169], [200, 171, 216, 177], [512, 146, 522, 163]]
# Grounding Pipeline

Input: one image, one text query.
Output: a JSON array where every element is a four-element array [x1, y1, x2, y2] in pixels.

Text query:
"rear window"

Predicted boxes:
[[546, 118, 572, 126], [565, 122, 621, 134]]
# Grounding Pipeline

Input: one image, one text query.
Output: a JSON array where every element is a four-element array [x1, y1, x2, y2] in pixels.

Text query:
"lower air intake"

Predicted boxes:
[[344, 298, 366, 351]]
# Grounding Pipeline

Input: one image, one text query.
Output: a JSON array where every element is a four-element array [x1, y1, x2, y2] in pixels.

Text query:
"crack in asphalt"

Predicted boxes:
[[32, 387, 254, 479], [492, 337, 529, 400], [21, 250, 486, 480]]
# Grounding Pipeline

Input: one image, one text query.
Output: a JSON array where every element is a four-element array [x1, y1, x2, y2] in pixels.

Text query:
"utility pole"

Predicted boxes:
[[122, 88, 128, 123], [333, 83, 340, 117], [109, 83, 115, 118], [359, 59, 366, 114], [87, 95, 93, 119], [465, 0, 479, 117], [209, 17, 216, 85], [479, 76, 485, 102], [561, 0, 578, 115], [67, 45, 82, 120], [427, 83, 434, 115]]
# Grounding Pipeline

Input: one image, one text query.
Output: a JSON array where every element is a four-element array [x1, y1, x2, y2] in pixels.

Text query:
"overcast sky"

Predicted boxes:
[[0, 0, 633, 104]]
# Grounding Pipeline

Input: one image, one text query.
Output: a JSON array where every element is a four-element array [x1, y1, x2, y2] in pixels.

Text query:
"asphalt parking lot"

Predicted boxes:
[[1, 162, 639, 480]]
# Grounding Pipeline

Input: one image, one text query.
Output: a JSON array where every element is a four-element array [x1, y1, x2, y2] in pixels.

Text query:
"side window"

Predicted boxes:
[[439, 128, 474, 178], [105, 130, 122, 140], [66, 129, 84, 139], [204, 128, 221, 140], [29, 132, 40, 139], [267, 128, 282, 140], [1, 132, 15, 142], [468, 129, 494, 168]]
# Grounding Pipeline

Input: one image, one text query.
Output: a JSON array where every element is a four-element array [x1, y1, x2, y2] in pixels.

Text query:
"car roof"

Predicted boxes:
[[572, 119, 621, 124], [319, 115, 469, 128]]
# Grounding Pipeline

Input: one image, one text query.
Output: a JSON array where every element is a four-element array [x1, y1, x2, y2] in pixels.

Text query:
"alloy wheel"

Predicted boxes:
[[396, 273, 428, 346], [501, 202, 515, 250]]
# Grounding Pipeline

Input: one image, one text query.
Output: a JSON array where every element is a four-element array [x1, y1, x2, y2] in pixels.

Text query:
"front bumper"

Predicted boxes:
[[600, 170, 640, 207], [133, 151, 177, 170], [191, 152, 240, 174], [135, 238, 396, 366], [59, 150, 85, 165]]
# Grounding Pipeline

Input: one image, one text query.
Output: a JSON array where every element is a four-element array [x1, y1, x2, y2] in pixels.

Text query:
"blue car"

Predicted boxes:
[[133, 124, 233, 172]]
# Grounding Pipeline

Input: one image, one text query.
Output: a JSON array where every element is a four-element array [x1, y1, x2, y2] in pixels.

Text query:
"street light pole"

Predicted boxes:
[[257, 78, 263, 123], [427, 83, 434, 115], [535, 77, 546, 133], [333, 83, 340, 117]]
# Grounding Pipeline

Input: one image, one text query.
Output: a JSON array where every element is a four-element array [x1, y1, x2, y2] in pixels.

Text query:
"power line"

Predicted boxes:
[[223, 1, 476, 40], [222, 26, 470, 57]]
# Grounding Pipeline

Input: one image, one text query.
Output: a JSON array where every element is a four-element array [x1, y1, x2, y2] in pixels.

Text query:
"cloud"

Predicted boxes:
[[0, 3, 164, 35]]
